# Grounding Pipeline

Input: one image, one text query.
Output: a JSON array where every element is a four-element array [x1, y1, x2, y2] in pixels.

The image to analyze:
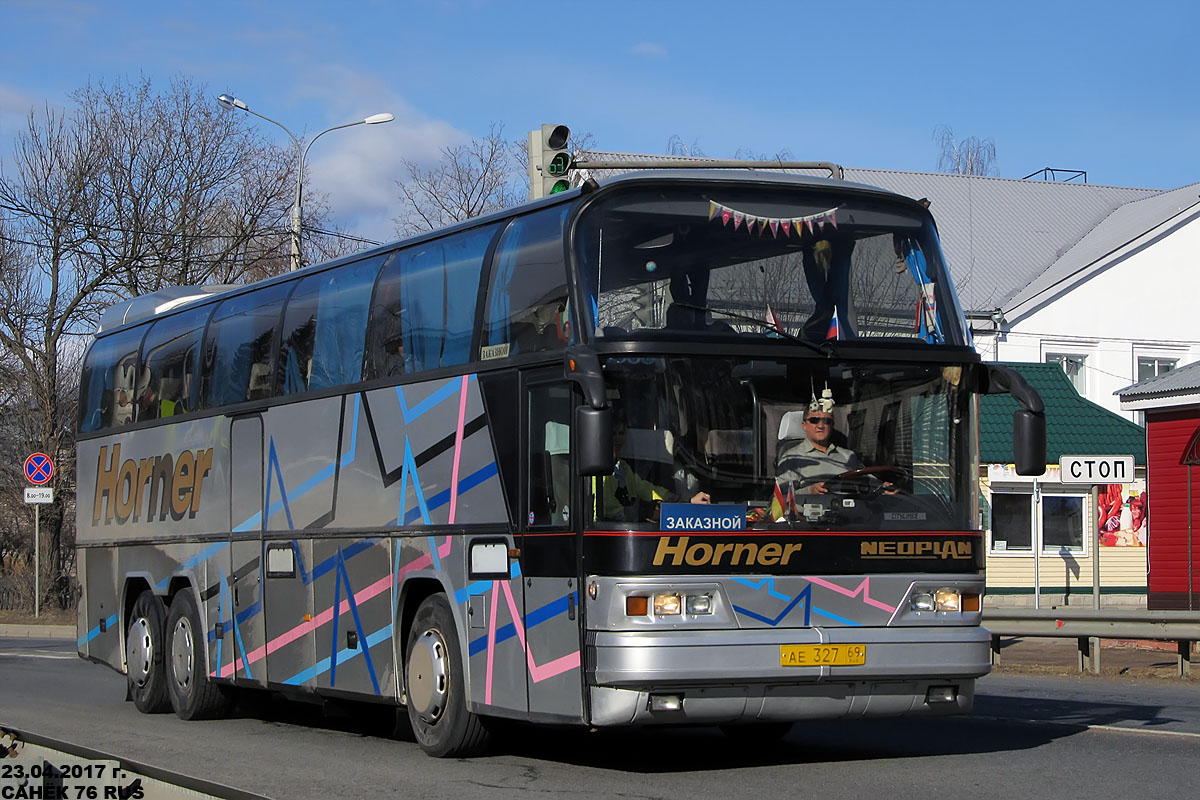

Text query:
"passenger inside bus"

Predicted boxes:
[[111, 363, 136, 425], [597, 417, 710, 522], [510, 298, 570, 354]]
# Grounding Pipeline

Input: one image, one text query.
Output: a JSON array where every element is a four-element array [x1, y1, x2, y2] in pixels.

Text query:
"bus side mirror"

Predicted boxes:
[[982, 364, 1047, 477], [576, 405, 614, 476], [1013, 409, 1046, 476]]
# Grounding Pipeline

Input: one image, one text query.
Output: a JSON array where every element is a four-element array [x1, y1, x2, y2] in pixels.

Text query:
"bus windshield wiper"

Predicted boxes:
[[673, 302, 836, 357]]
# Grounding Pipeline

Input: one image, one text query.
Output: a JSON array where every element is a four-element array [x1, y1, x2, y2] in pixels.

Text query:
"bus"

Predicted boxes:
[[75, 168, 1045, 757]]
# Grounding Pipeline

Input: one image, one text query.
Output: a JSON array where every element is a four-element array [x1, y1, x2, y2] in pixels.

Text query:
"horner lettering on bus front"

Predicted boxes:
[[653, 536, 803, 567], [92, 444, 213, 525]]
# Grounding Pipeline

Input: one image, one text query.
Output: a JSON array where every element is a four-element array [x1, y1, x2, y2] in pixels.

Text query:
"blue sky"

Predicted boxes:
[[2, 0, 1197, 243]]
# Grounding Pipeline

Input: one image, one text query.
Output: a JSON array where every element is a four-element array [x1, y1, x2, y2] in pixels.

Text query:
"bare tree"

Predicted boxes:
[[732, 146, 796, 162], [666, 135, 707, 157], [393, 123, 522, 236], [0, 75, 313, 610], [63, 76, 303, 294], [933, 125, 997, 176]]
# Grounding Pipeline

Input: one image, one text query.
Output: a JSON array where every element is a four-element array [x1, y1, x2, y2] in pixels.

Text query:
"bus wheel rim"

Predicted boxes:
[[171, 616, 194, 692], [408, 628, 449, 723], [127, 617, 153, 687]]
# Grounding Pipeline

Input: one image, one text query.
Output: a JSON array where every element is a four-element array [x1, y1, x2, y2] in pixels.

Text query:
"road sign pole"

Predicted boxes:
[[1033, 478, 1041, 610], [1092, 485, 1101, 610], [34, 503, 40, 619]]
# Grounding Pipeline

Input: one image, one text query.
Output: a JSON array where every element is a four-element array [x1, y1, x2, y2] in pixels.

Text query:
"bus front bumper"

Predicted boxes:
[[586, 625, 990, 726]]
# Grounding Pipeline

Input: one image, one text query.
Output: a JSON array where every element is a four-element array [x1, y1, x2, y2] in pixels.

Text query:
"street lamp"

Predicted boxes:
[[217, 94, 394, 271]]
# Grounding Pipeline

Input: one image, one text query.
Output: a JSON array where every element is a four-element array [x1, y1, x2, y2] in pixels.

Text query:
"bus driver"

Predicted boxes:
[[775, 394, 864, 494]]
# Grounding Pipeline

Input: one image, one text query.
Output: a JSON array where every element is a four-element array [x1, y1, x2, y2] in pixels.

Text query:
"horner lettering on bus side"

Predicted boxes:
[[92, 444, 213, 525]]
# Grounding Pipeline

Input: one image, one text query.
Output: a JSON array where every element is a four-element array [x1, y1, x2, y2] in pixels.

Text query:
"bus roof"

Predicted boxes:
[[94, 169, 923, 336]]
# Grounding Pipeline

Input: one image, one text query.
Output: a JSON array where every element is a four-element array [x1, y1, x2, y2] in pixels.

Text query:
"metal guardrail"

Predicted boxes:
[[983, 608, 1198, 678], [0, 724, 267, 799]]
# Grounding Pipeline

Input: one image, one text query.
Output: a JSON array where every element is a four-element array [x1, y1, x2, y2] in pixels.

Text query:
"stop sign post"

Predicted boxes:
[[24, 452, 54, 619]]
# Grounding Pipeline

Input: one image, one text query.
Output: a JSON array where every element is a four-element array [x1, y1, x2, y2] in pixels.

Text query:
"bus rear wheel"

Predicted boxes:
[[166, 589, 235, 720], [126, 590, 171, 713], [404, 594, 491, 757]]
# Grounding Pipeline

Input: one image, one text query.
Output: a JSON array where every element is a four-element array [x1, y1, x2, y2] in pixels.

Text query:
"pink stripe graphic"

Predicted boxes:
[[447, 375, 469, 524], [804, 576, 897, 613], [484, 580, 500, 703], [498, 581, 581, 682], [213, 538, 455, 678]]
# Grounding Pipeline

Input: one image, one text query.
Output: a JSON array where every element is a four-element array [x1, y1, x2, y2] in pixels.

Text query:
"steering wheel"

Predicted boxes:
[[820, 465, 905, 497]]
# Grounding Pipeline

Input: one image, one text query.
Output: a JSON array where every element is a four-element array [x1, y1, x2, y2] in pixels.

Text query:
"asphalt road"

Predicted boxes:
[[2, 637, 1198, 799]]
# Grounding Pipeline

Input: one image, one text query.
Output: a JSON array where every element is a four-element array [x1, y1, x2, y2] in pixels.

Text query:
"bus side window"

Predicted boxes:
[[202, 283, 289, 408], [79, 327, 145, 433], [365, 224, 496, 379], [138, 303, 208, 422], [483, 208, 570, 357], [278, 255, 380, 397], [364, 250, 407, 380]]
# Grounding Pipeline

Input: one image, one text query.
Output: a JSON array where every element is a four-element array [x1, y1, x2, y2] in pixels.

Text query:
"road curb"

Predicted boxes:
[[0, 624, 75, 639]]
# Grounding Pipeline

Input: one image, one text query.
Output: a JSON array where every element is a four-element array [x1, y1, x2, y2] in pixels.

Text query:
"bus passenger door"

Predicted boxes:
[[521, 376, 584, 721], [228, 415, 267, 688]]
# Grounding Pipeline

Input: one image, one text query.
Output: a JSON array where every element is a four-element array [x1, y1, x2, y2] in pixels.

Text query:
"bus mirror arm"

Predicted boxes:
[[564, 346, 607, 409], [982, 364, 1047, 477]]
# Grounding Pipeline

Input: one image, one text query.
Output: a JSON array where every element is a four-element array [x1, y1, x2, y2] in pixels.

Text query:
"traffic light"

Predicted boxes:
[[527, 124, 572, 200]]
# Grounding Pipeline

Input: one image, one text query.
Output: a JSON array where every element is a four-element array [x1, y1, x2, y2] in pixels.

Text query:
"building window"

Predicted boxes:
[[1137, 357, 1176, 383], [990, 493, 1032, 551], [1042, 495, 1085, 551], [989, 490, 1086, 554], [1046, 353, 1087, 395]]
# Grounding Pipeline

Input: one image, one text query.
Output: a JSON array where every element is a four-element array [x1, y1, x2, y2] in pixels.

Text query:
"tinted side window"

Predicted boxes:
[[483, 208, 571, 358], [365, 224, 497, 378], [78, 327, 144, 432], [138, 305, 209, 421], [201, 283, 290, 408], [278, 255, 382, 396]]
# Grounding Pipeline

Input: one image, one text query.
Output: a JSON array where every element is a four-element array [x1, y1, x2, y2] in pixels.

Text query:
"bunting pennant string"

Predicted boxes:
[[708, 201, 839, 238]]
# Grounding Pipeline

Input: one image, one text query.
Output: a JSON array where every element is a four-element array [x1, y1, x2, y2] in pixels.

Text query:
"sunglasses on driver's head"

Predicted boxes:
[[806, 416, 833, 425]]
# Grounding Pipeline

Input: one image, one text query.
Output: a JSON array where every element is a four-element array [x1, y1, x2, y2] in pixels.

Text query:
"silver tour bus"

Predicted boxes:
[[76, 169, 1045, 756]]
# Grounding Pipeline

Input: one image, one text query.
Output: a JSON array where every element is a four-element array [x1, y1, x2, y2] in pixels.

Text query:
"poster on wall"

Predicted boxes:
[[1098, 481, 1147, 546]]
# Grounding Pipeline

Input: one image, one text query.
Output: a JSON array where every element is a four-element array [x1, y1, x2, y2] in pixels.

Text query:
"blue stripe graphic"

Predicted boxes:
[[283, 624, 392, 686], [467, 590, 576, 656]]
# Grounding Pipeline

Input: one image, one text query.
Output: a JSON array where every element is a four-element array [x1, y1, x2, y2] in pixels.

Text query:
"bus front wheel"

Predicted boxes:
[[166, 589, 235, 720], [126, 590, 171, 713], [404, 594, 491, 757]]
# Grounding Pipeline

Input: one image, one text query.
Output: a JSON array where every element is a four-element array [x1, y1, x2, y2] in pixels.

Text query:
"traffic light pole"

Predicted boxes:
[[527, 124, 846, 202]]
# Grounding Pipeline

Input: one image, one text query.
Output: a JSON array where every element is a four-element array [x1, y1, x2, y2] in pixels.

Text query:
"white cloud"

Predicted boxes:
[[631, 41, 668, 58], [287, 65, 467, 244], [0, 83, 46, 134]]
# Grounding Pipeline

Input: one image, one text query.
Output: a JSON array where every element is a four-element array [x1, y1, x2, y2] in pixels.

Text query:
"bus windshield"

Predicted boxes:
[[575, 183, 969, 346], [592, 354, 976, 532]]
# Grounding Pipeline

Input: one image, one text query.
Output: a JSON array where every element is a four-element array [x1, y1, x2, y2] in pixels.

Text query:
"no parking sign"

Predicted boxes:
[[24, 452, 54, 485]]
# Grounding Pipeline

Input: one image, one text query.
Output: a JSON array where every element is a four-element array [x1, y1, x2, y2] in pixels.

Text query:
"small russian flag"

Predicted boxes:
[[826, 307, 840, 341]]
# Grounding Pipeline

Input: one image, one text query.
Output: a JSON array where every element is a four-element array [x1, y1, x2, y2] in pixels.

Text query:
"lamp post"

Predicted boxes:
[[217, 94, 394, 271]]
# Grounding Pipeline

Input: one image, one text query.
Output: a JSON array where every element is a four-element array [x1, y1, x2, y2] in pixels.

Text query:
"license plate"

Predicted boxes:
[[780, 644, 866, 666]]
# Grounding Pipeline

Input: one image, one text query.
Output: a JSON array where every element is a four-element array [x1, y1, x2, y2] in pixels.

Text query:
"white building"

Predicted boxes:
[[851, 170, 1200, 419]]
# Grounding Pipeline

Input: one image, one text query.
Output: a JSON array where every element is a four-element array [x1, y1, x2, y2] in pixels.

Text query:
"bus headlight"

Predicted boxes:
[[653, 593, 682, 616], [685, 594, 713, 615], [909, 591, 935, 612], [934, 588, 961, 612]]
